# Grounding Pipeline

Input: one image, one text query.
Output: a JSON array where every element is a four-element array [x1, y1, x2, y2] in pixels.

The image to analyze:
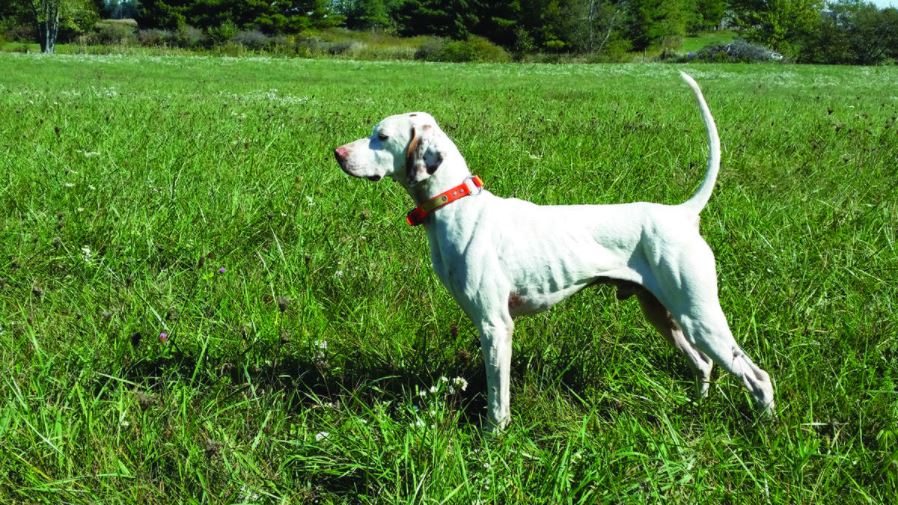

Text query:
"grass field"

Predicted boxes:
[[1, 53, 897, 503]]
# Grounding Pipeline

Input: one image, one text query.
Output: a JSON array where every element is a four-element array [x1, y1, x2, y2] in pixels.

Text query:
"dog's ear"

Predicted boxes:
[[405, 124, 443, 185]]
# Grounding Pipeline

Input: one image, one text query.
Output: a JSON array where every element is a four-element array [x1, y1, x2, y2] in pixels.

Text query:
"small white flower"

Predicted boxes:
[[81, 245, 93, 262], [315, 431, 329, 441], [317, 340, 328, 350], [413, 418, 425, 428], [417, 390, 427, 398], [439, 376, 448, 383], [334, 270, 344, 278], [429, 385, 438, 394], [305, 195, 315, 206], [452, 377, 468, 392]]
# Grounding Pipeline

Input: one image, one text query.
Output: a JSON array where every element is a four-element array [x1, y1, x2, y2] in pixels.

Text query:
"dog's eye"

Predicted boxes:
[[377, 133, 389, 141]]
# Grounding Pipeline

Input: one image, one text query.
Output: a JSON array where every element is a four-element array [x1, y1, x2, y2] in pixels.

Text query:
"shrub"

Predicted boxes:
[[2, 24, 34, 43], [174, 24, 205, 48], [90, 20, 137, 45], [293, 34, 363, 57], [585, 38, 633, 63], [683, 39, 783, 63], [231, 30, 271, 50], [137, 29, 173, 46], [414, 38, 446, 60], [207, 21, 238, 45], [415, 36, 510, 63]]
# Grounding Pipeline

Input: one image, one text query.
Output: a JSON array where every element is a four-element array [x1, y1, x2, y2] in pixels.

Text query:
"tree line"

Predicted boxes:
[[2, 0, 897, 64]]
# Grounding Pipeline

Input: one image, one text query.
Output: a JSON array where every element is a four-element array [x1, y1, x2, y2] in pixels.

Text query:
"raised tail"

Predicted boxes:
[[678, 72, 721, 214]]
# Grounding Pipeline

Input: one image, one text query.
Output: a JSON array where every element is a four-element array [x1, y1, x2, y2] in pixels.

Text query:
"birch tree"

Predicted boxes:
[[28, 0, 97, 54], [31, 0, 60, 53]]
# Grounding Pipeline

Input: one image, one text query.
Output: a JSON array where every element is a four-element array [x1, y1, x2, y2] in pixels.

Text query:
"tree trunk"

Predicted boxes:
[[35, 1, 60, 54]]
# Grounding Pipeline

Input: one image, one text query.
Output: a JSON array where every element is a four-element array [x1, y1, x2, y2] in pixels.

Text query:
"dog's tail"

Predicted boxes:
[[678, 72, 720, 214]]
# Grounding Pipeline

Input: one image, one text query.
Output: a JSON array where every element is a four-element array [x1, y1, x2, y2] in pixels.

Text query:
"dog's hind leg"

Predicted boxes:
[[676, 307, 774, 414], [643, 236, 774, 413], [635, 289, 713, 397]]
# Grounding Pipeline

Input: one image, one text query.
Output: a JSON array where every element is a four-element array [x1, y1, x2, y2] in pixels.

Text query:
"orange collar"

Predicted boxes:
[[406, 176, 483, 226]]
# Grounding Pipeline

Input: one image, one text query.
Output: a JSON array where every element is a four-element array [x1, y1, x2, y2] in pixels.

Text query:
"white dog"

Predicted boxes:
[[334, 73, 774, 429]]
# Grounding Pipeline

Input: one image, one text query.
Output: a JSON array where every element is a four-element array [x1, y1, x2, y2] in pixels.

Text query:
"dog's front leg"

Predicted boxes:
[[477, 316, 514, 431]]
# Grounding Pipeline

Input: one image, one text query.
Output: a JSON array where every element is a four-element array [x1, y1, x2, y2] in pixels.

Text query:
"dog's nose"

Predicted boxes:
[[334, 146, 349, 162]]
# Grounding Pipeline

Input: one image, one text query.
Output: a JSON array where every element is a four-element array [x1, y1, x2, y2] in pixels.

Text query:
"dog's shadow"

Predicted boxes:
[[120, 341, 495, 426], [120, 312, 696, 428]]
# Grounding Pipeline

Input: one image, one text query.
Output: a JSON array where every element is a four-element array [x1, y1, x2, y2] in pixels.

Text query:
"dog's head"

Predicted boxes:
[[334, 112, 463, 189]]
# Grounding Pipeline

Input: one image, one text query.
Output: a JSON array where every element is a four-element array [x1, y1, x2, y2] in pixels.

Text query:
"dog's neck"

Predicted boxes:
[[404, 152, 473, 205]]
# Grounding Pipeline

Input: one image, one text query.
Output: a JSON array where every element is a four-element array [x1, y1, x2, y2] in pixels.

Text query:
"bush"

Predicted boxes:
[[585, 38, 633, 63], [1, 21, 34, 43], [90, 20, 137, 45], [137, 29, 173, 46], [413, 38, 446, 60], [293, 34, 363, 56], [683, 39, 783, 63], [231, 30, 271, 50], [174, 24, 205, 48], [415, 36, 510, 63], [207, 21, 238, 45]]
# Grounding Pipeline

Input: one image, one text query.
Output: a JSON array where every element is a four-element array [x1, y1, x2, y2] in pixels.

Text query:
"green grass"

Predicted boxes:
[[1, 53, 896, 503]]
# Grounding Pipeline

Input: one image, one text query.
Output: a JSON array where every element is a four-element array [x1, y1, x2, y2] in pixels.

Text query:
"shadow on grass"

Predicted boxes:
[[119, 343, 496, 426], [117, 289, 701, 429]]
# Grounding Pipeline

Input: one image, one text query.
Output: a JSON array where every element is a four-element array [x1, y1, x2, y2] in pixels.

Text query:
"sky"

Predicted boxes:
[[869, 0, 898, 7]]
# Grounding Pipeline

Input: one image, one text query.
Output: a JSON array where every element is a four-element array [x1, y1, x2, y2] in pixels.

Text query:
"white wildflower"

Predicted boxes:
[[315, 431, 329, 441], [452, 377, 468, 392], [314, 340, 328, 365]]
